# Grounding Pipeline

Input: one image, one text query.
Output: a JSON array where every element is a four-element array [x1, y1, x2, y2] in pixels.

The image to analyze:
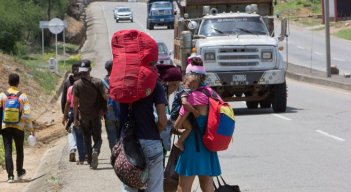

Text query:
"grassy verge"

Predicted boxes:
[[334, 29, 351, 40], [17, 44, 81, 94]]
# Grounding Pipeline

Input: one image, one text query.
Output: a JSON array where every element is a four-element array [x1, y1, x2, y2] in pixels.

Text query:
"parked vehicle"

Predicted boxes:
[[157, 41, 173, 65], [114, 7, 133, 23], [173, 0, 288, 112], [147, 0, 174, 30]]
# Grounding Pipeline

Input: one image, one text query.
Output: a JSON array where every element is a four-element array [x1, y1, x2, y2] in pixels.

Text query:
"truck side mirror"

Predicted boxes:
[[278, 18, 287, 41]]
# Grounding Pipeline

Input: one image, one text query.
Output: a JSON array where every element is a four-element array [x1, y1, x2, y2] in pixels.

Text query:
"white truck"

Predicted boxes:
[[174, 0, 288, 112]]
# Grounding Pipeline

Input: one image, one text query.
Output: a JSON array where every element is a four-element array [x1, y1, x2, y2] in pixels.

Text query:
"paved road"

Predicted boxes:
[[24, 1, 351, 192], [277, 21, 351, 75]]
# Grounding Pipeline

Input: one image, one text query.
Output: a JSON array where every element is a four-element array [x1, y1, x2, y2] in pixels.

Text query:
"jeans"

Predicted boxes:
[[105, 119, 119, 152], [74, 126, 85, 161], [121, 139, 164, 192], [80, 117, 102, 163], [2, 128, 24, 177]]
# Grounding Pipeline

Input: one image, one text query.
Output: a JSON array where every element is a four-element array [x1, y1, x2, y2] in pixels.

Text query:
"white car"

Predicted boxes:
[[114, 7, 133, 23]]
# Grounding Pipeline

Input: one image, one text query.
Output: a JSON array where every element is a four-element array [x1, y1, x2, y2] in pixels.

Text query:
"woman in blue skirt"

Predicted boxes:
[[174, 68, 221, 192]]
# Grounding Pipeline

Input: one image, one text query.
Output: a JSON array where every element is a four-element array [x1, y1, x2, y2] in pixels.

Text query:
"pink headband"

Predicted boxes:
[[185, 64, 206, 74]]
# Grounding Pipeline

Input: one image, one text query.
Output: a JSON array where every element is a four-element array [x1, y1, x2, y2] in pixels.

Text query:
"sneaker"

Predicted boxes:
[[17, 169, 26, 180], [69, 150, 76, 162], [8, 176, 14, 183], [90, 150, 99, 169]]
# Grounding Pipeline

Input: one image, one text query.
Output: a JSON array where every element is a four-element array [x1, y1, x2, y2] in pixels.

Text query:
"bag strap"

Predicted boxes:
[[188, 114, 200, 152], [199, 88, 219, 101], [102, 78, 110, 90], [5, 91, 22, 98]]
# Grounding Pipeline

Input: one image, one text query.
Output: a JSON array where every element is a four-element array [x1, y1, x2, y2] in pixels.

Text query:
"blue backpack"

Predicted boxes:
[[102, 79, 120, 121]]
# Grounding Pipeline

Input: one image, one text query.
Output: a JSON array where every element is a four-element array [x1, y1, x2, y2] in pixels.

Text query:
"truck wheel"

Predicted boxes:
[[150, 23, 154, 30], [246, 101, 258, 109], [272, 83, 287, 113], [147, 21, 150, 29]]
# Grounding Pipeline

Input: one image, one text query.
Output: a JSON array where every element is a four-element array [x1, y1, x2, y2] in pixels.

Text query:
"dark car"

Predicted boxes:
[[157, 41, 173, 65]]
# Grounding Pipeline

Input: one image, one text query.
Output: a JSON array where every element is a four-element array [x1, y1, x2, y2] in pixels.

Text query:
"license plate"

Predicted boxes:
[[160, 19, 164, 22], [233, 74, 246, 82]]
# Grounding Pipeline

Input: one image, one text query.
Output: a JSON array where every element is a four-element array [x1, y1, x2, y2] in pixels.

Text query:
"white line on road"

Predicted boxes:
[[272, 114, 292, 121], [296, 46, 305, 50], [315, 130, 345, 142], [314, 51, 322, 56], [332, 57, 345, 62]]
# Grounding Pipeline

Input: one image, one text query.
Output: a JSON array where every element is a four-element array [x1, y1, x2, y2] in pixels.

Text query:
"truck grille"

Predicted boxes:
[[218, 47, 260, 67]]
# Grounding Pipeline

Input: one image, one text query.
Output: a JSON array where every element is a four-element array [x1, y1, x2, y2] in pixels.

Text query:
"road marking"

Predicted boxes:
[[314, 51, 322, 56], [272, 114, 292, 121], [332, 57, 345, 62], [296, 46, 305, 50], [315, 130, 345, 142]]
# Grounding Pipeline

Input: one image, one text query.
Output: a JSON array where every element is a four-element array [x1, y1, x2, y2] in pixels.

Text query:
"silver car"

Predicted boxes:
[[114, 7, 133, 23], [157, 41, 173, 65]]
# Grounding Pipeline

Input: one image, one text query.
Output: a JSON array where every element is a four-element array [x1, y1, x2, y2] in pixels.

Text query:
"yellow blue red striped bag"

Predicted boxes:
[[200, 89, 235, 152]]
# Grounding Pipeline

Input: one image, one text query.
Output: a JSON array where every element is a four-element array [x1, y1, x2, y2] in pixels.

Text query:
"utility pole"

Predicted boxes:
[[324, 0, 331, 77]]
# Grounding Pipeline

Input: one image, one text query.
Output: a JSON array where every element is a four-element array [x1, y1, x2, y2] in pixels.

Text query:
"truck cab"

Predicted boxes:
[[147, 0, 175, 30], [174, 1, 288, 112]]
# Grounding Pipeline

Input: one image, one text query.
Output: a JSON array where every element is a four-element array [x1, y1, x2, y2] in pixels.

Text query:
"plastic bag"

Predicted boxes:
[[28, 135, 36, 147]]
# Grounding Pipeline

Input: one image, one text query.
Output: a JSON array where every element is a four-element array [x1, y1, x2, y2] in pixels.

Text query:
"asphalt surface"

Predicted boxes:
[[23, 2, 351, 192]]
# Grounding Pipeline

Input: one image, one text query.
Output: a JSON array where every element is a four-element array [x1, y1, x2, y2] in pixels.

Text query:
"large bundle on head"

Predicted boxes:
[[110, 30, 159, 103]]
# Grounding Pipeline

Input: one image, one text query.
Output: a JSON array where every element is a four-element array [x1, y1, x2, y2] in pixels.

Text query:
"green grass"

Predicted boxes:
[[16, 47, 81, 94], [334, 29, 351, 40], [275, 0, 322, 16]]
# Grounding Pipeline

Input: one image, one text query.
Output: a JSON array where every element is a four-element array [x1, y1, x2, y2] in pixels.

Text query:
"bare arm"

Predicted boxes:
[[155, 103, 167, 132], [62, 101, 70, 125]]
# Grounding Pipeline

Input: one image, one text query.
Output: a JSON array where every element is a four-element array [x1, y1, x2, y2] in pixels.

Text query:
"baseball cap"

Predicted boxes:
[[79, 59, 91, 72]]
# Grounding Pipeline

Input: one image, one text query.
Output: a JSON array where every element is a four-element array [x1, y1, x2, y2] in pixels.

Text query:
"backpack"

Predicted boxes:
[[102, 79, 120, 121], [110, 29, 159, 103], [2, 91, 22, 124], [200, 88, 235, 152]]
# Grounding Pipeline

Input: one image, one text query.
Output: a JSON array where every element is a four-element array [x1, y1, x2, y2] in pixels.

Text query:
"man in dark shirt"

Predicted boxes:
[[119, 81, 167, 192], [73, 60, 107, 169]]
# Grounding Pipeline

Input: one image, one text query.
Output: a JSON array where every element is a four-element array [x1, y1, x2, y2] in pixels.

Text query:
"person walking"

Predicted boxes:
[[119, 80, 168, 192], [102, 59, 120, 152], [73, 60, 107, 169], [62, 63, 85, 165], [0, 73, 34, 183], [174, 64, 221, 192], [61, 62, 81, 162]]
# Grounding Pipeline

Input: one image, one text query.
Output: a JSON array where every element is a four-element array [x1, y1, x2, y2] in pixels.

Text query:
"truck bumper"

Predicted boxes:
[[205, 69, 286, 86], [148, 17, 174, 24]]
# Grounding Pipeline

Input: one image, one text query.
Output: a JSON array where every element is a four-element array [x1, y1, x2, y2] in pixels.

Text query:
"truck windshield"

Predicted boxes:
[[152, 2, 172, 9], [199, 17, 268, 37]]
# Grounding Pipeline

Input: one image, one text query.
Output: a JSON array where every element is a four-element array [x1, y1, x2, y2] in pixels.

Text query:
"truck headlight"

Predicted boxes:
[[261, 50, 272, 60], [204, 52, 216, 61]]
